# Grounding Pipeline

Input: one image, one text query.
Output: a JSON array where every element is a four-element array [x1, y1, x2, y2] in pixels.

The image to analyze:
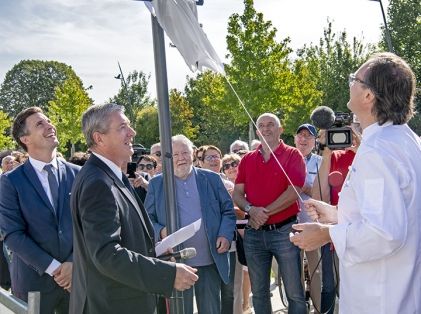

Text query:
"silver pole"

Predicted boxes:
[[150, 14, 184, 314]]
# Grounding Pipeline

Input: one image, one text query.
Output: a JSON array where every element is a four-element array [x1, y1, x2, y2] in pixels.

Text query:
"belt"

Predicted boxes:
[[257, 215, 297, 231]]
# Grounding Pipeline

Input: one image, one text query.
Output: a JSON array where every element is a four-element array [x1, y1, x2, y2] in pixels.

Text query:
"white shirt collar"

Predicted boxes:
[[362, 120, 393, 142], [92, 152, 124, 181], [29, 156, 58, 173]]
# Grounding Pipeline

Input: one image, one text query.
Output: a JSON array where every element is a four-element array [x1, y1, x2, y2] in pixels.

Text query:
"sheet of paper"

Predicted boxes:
[[155, 218, 201, 256]]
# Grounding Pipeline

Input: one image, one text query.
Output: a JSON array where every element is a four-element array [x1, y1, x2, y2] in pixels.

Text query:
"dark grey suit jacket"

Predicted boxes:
[[69, 154, 175, 314]]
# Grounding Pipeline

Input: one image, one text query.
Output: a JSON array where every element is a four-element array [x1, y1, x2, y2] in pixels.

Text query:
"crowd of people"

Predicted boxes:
[[0, 52, 419, 314]]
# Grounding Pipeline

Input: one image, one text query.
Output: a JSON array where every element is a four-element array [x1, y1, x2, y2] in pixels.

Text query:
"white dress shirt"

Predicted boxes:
[[28, 156, 61, 276], [330, 122, 421, 313]]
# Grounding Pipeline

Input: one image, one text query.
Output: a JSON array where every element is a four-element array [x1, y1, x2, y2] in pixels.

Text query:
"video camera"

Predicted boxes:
[[310, 106, 355, 150], [131, 144, 149, 163], [326, 112, 353, 149]]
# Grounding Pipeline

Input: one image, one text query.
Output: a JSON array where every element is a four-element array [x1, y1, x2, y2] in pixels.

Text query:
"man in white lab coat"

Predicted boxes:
[[290, 52, 421, 313]]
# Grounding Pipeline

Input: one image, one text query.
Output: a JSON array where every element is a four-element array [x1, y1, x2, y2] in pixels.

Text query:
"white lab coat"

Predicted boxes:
[[330, 122, 421, 314]]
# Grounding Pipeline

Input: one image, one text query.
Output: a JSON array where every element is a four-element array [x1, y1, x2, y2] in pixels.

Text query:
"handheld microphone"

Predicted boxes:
[[158, 247, 197, 261], [310, 106, 335, 129]]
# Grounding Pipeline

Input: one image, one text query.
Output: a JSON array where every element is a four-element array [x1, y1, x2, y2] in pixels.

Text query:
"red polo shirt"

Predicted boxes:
[[235, 141, 306, 224], [330, 150, 355, 205]]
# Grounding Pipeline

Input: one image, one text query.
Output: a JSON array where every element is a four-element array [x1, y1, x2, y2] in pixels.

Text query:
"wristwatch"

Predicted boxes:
[[244, 204, 252, 213]]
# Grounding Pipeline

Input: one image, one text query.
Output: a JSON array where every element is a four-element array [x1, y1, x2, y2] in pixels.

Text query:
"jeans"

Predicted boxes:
[[244, 221, 307, 314], [321, 244, 337, 314], [183, 264, 221, 314], [221, 251, 236, 314]]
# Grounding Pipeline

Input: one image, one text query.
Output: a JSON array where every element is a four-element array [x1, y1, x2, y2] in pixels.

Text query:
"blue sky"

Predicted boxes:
[[0, 0, 389, 103]]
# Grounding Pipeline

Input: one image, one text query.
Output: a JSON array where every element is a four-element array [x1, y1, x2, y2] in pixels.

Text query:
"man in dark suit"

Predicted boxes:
[[70, 103, 198, 314], [0, 107, 80, 313]]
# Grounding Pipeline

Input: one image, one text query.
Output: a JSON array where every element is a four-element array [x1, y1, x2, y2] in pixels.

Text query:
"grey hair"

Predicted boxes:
[[82, 103, 124, 148], [230, 140, 249, 153], [256, 113, 281, 128], [172, 134, 194, 152], [150, 142, 161, 151]]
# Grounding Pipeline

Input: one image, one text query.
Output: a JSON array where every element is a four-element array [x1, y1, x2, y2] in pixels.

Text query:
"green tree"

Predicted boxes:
[[383, 0, 421, 134], [0, 110, 14, 150], [0, 60, 81, 117], [224, 0, 322, 137], [185, 71, 244, 151], [48, 77, 92, 156], [169, 89, 199, 140], [110, 70, 153, 135], [136, 105, 159, 148], [297, 20, 374, 113]]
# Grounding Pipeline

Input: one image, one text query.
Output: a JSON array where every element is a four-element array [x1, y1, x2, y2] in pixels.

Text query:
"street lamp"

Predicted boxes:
[[369, 0, 394, 53]]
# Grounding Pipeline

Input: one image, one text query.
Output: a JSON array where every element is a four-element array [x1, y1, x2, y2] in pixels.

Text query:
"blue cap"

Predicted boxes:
[[296, 123, 317, 137]]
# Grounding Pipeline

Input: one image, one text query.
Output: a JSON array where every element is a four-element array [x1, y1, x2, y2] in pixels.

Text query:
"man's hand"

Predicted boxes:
[[160, 227, 168, 239], [248, 206, 269, 229], [289, 223, 331, 251], [133, 172, 149, 189], [173, 264, 198, 291], [216, 236, 230, 254], [304, 199, 338, 224], [53, 262, 72, 292]]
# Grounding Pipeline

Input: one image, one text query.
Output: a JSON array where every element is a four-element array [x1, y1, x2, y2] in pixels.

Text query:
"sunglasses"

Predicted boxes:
[[138, 164, 155, 170], [222, 161, 239, 171]]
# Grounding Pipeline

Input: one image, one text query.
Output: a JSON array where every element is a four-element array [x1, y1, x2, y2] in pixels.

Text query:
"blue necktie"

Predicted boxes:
[[44, 164, 59, 211]]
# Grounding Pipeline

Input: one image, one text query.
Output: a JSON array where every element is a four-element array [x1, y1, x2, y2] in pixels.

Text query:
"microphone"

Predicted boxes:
[[158, 247, 197, 261], [310, 106, 335, 129]]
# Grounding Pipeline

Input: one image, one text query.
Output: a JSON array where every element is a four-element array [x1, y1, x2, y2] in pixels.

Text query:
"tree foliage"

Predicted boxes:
[[0, 60, 81, 117], [0, 110, 14, 150], [297, 20, 374, 113], [110, 70, 153, 135], [384, 0, 421, 134], [136, 89, 199, 148], [224, 0, 323, 136], [48, 77, 92, 156], [184, 71, 245, 151]]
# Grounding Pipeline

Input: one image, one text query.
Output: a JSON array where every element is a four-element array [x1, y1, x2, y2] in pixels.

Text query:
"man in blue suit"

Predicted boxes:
[[0, 107, 80, 314], [145, 134, 236, 314]]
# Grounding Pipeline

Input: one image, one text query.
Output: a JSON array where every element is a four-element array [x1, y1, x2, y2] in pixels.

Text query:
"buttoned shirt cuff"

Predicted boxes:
[[45, 259, 61, 276], [329, 223, 350, 266]]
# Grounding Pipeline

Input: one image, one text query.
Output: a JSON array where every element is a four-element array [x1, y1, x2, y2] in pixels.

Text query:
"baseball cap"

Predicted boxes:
[[296, 123, 317, 137]]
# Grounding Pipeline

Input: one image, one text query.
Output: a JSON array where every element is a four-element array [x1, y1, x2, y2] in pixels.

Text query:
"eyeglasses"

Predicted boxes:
[[349, 73, 373, 89], [204, 154, 220, 161], [222, 161, 239, 171], [295, 133, 315, 140], [138, 164, 155, 170], [153, 151, 161, 157]]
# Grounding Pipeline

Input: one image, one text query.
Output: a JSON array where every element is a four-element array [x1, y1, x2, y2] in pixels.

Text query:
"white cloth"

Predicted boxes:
[[147, 0, 225, 74], [330, 122, 421, 313]]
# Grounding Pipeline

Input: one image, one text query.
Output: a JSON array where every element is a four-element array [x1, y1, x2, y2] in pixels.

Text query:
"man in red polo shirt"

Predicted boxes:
[[233, 113, 307, 314]]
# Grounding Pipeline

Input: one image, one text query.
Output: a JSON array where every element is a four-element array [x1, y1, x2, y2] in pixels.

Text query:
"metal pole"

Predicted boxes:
[[369, 0, 394, 53], [378, 0, 394, 53], [150, 14, 184, 314], [27, 291, 40, 314]]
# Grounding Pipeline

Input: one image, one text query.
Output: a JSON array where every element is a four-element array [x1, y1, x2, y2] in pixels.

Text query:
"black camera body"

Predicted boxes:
[[131, 144, 149, 163], [326, 112, 353, 149]]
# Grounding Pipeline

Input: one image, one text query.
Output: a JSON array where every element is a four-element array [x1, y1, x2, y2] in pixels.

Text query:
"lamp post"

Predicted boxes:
[[369, 0, 394, 53], [114, 62, 136, 129]]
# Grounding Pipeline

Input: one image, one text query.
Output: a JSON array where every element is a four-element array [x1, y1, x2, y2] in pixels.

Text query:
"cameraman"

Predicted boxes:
[[311, 124, 360, 314]]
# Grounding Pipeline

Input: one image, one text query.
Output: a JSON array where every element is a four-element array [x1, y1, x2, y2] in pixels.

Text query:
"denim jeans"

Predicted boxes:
[[221, 251, 236, 314], [321, 244, 337, 314], [183, 263, 221, 314], [244, 221, 307, 314]]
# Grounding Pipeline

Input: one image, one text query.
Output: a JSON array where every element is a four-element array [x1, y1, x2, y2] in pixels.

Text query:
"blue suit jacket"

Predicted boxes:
[[145, 167, 236, 284], [0, 159, 80, 295]]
